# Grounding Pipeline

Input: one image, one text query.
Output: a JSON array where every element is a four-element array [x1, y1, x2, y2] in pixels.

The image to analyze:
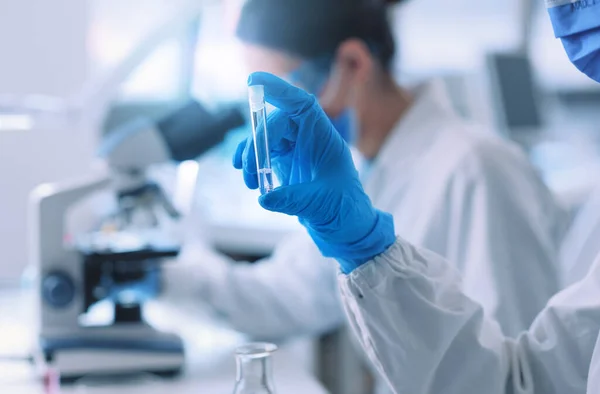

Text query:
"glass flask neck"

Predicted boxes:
[[233, 343, 277, 394], [236, 354, 274, 387]]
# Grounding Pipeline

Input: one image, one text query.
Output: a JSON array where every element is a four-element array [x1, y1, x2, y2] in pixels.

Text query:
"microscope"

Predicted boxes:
[[30, 101, 245, 379]]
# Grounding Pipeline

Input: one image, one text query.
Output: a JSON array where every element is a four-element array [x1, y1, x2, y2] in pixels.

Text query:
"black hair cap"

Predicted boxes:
[[236, 0, 402, 67]]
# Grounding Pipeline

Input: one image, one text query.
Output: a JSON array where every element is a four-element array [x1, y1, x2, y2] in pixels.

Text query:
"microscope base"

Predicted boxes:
[[40, 334, 185, 380]]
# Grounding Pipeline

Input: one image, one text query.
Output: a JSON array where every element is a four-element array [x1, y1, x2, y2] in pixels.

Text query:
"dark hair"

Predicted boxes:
[[236, 0, 405, 71]]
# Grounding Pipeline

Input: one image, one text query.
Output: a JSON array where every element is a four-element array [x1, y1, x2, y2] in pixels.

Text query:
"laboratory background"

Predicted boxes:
[[0, 0, 599, 393]]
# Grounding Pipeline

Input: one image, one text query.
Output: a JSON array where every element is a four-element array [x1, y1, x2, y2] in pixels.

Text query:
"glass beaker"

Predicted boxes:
[[232, 342, 277, 394]]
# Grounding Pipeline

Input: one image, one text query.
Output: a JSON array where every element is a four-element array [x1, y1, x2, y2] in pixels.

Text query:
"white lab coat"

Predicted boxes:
[[164, 80, 566, 341], [339, 237, 600, 394], [560, 184, 600, 287]]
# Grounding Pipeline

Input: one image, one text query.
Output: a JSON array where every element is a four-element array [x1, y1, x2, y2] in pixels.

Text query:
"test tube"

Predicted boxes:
[[248, 85, 274, 195]]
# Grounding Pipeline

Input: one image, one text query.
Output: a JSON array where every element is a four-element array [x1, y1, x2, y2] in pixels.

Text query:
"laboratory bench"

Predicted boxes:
[[0, 288, 328, 394]]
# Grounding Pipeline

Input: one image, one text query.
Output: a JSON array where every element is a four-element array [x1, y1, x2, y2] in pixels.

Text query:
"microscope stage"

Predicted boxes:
[[40, 334, 185, 380]]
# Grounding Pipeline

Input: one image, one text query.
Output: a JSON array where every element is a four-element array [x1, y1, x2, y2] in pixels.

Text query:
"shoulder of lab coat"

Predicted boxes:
[[588, 333, 600, 393], [162, 230, 344, 340], [439, 133, 566, 335], [365, 80, 567, 336], [339, 238, 600, 394]]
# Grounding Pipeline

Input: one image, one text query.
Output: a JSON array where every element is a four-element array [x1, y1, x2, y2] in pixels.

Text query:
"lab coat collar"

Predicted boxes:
[[365, 80, 459, 200]]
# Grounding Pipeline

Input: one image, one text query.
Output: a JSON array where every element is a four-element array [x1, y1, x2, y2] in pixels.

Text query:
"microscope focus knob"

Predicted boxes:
[[42, 272, 75, 308]]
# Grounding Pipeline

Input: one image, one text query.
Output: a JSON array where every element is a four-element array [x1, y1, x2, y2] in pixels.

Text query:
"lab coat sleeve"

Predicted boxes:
[[339, 238, 600, 394], [441, 150, 562, 337], [588, 334, 600, 392], [162, 232, 345, 340], [560, 183, 600, 287]]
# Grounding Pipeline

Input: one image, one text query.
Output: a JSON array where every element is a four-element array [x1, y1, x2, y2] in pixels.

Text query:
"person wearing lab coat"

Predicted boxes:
[[560, 183, 600, 287], [165, 0, 566, 377], [229, 1, 600, 393]]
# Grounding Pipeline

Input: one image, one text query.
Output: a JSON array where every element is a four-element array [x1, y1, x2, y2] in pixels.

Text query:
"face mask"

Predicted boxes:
[[548, 1, 600, 83], [288, 57, 356, 143]]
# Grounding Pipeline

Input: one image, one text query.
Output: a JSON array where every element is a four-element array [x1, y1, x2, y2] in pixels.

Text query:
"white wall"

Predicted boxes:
[[0, 0, 88, 96], [0, 0, 95, 281]]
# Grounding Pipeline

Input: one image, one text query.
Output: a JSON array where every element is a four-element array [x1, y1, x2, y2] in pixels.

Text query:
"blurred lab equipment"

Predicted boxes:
[[248, 85, 274, 195], [98, 100, 244, 232], [233, 343, 278, 394], [0, 0, 210, 281], [485, 51, 600, 212], [19, 0, 244, 377], [31, 174, 185, 380], [43, 367, 61, 394], [486, 52, 544, 144], [30, 98, 244, 379], [72, 372, 163, 392], [0, 287, 328, 393]]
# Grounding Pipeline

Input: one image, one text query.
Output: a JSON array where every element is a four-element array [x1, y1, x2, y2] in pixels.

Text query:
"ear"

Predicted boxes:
[[319, 39, 374, 116], [334, 39, 374, 84]]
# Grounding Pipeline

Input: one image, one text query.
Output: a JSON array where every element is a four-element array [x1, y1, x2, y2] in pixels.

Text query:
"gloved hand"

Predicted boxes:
[[233, 72, 395, 273]]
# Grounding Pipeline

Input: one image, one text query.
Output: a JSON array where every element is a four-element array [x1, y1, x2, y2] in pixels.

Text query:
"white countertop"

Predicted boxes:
[[0, 289, 327, 394]]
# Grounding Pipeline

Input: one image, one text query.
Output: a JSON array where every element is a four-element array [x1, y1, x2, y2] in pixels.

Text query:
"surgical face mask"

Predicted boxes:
[[329, 107, 357, 144], [548, 1, 600, 83], [288, 57, 357, 144]]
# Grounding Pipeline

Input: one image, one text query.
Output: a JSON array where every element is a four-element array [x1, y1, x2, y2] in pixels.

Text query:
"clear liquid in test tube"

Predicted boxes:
[[248, 85, 274, 195]]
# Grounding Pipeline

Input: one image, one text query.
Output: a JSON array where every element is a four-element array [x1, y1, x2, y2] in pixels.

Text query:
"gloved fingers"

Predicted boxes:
[[249, 72, 316, 118], [234, 107, 295, 167], [241, 136, 259, 190], [266, 110, 297, 154], [258, 182, 318, 216], [233, 113, 294, 190], [244, 167, 259, 190], [232, 139, 246, 169]]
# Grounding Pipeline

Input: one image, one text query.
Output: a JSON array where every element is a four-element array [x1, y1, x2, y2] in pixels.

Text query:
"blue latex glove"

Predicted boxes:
[[233, 72, 395, 273]]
